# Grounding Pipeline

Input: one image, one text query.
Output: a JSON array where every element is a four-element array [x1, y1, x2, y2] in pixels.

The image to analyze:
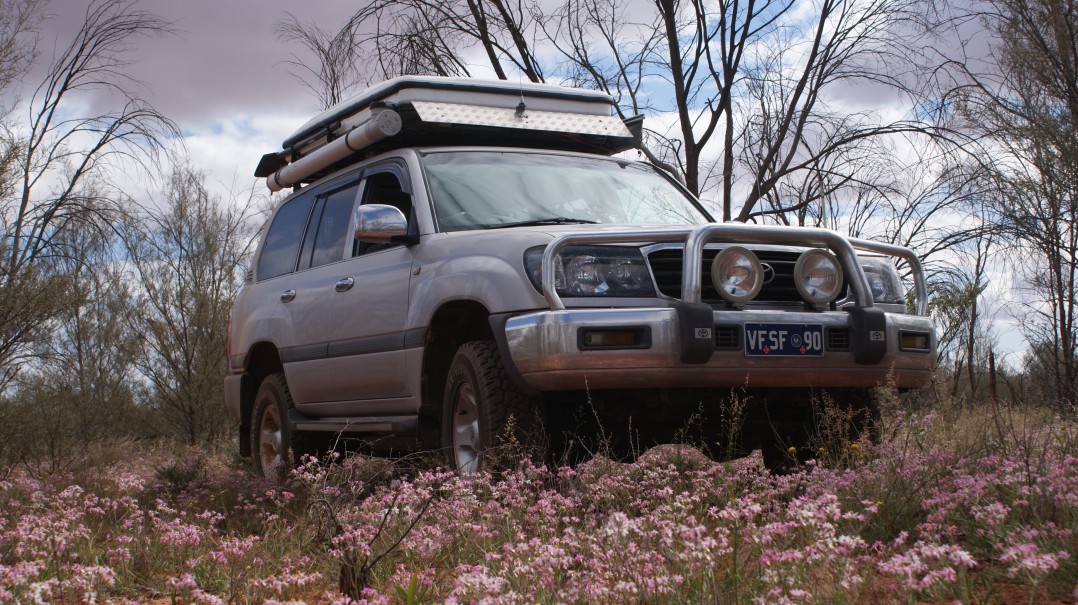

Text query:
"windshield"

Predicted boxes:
[[422, 151, 712, 232]]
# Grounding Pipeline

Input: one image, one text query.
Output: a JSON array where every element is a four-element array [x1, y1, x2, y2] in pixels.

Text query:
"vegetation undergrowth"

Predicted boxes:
[[0, 403, 1075, 604]]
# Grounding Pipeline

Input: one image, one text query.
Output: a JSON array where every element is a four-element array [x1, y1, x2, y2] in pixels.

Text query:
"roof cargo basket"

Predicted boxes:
[[257, 76, 641, 191]]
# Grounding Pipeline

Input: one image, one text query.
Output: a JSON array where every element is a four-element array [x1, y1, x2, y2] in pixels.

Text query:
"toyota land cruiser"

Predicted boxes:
[[225, 76, 937, 477]]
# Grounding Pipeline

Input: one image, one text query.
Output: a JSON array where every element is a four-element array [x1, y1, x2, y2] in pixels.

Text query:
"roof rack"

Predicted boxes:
[[256, 76, 642, 191]]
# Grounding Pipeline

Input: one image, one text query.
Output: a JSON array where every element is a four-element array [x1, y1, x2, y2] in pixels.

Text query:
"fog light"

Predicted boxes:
[[900, 331, 930, 351], [711, 246, 763, 305], [794, 248, 843, 307], [578, 328, 649, 349]]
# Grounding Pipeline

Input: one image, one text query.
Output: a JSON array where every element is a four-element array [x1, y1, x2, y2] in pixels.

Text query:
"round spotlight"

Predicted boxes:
[[794, 248, 844, 305], [711, 246, 763, 304]]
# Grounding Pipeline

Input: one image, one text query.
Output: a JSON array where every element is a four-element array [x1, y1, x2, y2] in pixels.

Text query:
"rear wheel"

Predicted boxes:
[[251, 374, 308, 482], [441, 340, 544, 472]]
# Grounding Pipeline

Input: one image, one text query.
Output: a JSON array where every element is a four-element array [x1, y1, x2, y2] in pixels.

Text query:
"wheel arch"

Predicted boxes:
[[238, 341, 285, 457], [418, 300, 494, 448]]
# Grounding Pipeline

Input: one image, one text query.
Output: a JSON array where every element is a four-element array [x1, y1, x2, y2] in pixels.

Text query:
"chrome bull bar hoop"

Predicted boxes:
[[540, 224, 929, 316]]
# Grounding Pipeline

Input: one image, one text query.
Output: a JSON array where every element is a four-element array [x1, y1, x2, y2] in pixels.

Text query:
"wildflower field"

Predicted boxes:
[[1, 402, 1075, 604]]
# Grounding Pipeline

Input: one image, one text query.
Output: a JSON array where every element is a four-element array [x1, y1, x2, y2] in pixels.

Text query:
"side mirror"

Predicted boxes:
[[355, 204, 408, 243]]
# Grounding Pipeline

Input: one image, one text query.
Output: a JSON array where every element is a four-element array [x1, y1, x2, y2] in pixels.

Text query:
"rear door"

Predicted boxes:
[[276, 178, 362, 404]]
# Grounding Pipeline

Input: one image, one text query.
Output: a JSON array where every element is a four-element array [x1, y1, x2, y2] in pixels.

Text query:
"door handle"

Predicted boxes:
[[335, 277, 355, 292], [280, 289, 296, 303]]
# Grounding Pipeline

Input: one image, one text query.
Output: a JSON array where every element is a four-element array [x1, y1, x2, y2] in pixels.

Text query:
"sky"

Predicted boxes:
[[31, 0, 924, 195], [27, 0, 1029, 358], [32, 0, 362, 194]]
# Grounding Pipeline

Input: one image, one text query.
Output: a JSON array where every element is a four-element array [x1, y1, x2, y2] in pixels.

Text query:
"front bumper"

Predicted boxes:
[[504, 306, 936, 391], [505, 223, 937, 391]]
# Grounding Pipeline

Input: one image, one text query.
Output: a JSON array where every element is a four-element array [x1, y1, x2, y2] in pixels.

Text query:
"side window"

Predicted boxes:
[[310, 184, 359, 268], [296, 197, 327, 271], [257, 194, 315, 280], [354, 171, 413, 256]]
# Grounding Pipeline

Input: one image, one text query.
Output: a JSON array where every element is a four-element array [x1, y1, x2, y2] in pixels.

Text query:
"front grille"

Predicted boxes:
[[647, 248, 849, 304]]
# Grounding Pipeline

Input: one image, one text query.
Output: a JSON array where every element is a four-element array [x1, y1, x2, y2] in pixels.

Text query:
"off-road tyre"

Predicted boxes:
[[250, 373, 312, 482], [441, 340, 545, 472]]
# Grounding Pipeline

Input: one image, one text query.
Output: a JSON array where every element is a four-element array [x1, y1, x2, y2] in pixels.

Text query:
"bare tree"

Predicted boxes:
[[939, 0, 1078, 408], [0, 0, 43, 98], [818, 156, 993, 279], [537, 0, 784, 205], [3, 0, 177, 277], [931, 273, 984, 375], [959, 226, 994, 398], [277, 12, 366, 110], [0, 0, 176, 384], [122, 167, 258, 445], [728, 0, 948, 222], [539, 0, 952, 223], [281, 0, 952, 229]]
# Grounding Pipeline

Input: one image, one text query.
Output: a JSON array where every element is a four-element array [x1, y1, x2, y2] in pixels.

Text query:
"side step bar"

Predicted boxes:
[[287, 410, 418, 433]]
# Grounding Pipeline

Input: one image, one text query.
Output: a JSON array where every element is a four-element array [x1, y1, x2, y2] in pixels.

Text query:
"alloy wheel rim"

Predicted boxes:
[[452, 383, 480, 473], [258, 404, 283, 479]]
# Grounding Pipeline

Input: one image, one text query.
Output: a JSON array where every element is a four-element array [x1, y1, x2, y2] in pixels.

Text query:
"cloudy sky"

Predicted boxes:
[[35, 0, 904, 196], [32, 0, 365, 194], [30, 0, 930, 199]]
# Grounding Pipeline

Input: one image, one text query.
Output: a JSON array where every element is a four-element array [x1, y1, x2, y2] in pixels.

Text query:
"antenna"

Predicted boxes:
[[515, 74, 527, 118]]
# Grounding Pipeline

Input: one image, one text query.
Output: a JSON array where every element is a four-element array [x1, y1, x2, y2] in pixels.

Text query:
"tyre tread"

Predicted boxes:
[[469, 340, 534, 438], [443, 340, 544, 470]]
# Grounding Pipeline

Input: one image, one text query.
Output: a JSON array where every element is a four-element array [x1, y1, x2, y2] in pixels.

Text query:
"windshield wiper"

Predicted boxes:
[[483, 217, 599, 229]]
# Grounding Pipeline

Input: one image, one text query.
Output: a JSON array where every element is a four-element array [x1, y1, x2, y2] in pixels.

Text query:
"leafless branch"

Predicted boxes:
[[4, 0, 178, 280]]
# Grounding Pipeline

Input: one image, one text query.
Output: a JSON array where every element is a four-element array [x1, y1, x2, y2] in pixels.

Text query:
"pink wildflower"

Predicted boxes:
[[602, 511, 634, 541], [1000, 542, 1068, 579], [878, 541, 976, 592], [105, 547, 132, 563]]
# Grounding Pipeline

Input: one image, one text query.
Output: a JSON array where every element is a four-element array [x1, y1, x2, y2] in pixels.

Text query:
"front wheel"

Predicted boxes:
[[441, 340, 544, 472]]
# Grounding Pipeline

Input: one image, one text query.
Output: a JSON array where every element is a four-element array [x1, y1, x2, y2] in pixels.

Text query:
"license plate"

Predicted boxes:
[[744, 323, 824, 356]]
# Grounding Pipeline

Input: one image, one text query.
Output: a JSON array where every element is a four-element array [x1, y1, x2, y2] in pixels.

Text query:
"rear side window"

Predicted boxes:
[[257, 195, 315, 280]]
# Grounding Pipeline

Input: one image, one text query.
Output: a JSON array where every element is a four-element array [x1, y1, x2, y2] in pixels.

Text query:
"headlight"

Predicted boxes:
[[859, 256, 906, 304], [711, 246, 763, 304], [524, 245, 656, 297], [795, 248, 843, 306]]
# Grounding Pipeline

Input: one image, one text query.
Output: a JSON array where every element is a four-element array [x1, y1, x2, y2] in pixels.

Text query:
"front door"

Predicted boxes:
[[296, 166, 418, 416]]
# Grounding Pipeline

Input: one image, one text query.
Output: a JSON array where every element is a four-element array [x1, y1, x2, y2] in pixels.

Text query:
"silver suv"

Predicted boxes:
[[225, 77, 936, 477]]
